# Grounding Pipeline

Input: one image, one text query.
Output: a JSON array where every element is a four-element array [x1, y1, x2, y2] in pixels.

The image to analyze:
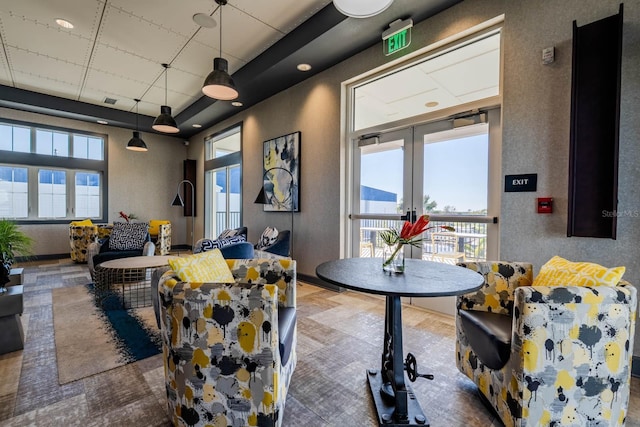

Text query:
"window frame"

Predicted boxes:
[[0, 118, 108, 224], [204, 123, 242, 239]]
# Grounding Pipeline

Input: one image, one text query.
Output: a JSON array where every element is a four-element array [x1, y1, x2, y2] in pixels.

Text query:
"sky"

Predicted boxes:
[[360, 134, 488, 213]]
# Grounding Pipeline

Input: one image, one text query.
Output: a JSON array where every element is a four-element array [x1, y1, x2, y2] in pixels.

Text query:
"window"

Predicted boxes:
[[0, 118, 108, 223], [0, 166, 28, 218], [204, 125, 242, 239]]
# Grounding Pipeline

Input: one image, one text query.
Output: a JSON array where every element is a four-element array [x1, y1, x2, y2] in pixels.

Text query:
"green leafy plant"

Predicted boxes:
[[0, 219, 33, 264], [0, 219, 33, 288]]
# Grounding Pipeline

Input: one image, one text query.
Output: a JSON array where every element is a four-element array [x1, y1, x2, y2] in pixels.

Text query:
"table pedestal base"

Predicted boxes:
[[367, 369, 429, 426]]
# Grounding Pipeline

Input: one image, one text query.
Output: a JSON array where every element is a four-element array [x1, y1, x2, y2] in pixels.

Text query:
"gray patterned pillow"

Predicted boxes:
[[256, 227, 278, 250], [109, 222, 149, 251], [195, 235, 246, 253]]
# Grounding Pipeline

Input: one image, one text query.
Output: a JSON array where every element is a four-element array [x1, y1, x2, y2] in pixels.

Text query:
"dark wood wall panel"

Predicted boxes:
[[567, 5, 623, 238], [183, 159, 196, 217]]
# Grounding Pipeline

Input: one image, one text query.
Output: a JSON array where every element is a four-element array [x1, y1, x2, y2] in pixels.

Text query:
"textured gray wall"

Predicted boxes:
[[192, 0, 640, 355]]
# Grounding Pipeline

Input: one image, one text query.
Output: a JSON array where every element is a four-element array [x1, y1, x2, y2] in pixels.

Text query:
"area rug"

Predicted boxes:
[[52, 284, 162, 385]]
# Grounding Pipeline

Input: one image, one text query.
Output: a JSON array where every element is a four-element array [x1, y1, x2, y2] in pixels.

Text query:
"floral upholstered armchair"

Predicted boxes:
[[148, 220, 171, 255], [69, 220, 112, 263], [456, 260, 637, 427], [158, 258, 297, 427]]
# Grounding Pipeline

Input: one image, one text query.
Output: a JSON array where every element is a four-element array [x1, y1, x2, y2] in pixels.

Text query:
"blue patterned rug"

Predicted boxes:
[[52, 284, 162, 384]]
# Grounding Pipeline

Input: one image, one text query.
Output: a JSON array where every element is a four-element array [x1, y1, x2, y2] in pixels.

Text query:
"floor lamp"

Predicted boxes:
[[254, 167, 295, 257], [172, 179, 195, 251]]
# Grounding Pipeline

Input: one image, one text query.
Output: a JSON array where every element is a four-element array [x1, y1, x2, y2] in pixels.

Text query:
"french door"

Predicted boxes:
[[350, 109, 501, 314]]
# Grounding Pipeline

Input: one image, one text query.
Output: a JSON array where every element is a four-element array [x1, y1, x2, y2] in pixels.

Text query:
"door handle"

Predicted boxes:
[[400, 210, 410, 221]]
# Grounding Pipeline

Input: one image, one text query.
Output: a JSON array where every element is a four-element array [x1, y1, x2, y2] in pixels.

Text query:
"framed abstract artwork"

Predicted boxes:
[[261, 131, 300, 212]]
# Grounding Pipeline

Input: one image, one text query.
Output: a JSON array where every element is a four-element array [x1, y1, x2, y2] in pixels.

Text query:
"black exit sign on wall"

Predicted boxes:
[[504, 174, 537, 192]]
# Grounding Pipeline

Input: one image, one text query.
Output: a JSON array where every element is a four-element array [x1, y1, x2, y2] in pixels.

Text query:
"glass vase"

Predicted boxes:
[[382, 243, 405, 274]]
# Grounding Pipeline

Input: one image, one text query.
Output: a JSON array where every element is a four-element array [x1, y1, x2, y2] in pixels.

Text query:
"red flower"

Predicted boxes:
[[381, 215, 453, 247]]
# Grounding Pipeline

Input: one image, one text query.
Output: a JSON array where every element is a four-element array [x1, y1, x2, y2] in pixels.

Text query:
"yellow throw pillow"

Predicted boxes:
[[70, 219, 93, 226], [533, 255, 625, 287], [168, 249, 235, 283]]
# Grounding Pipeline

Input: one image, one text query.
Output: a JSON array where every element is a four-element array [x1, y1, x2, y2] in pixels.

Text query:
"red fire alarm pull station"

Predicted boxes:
[[537, 197, 553, 214]]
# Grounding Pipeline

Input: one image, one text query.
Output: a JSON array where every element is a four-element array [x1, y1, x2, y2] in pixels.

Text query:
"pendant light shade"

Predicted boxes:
[[202, 58, 238, 100], [152, 105, 179, 133], [127, 99, 148, 152], [202, 0, 238, 100], [127, 131, 147, 151], [153, 63, 179, 133], [333, 0, 393, 18]]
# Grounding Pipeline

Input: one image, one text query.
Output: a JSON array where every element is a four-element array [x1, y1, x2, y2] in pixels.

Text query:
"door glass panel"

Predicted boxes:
[[357, 136, 406, 258], [421, 124, 488, 262], [359, 140, 404, 215]]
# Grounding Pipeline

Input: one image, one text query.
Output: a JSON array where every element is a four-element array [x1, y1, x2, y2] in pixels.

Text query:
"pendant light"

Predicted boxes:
[[202, 0, 239, 100], [127, 99, 148, 152], [333, 0, 393, 18], [152, 63, 180, 133]]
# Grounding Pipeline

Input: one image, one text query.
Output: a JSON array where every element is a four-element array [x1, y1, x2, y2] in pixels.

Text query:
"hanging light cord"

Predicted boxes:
[[219, 4, 223, 58], [135, 100, 139, 129], [164, 65, 168, 105]]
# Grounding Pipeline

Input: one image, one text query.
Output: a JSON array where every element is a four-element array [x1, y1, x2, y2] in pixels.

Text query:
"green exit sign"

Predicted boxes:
[[382, 19, 413, 56]]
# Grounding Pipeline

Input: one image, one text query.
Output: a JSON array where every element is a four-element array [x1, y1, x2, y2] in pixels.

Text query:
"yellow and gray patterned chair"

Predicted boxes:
[[456, 261, 637, 427], [149, 220, 171, 255], [158, 258, 297, 427], [69, 222, 112, 263]]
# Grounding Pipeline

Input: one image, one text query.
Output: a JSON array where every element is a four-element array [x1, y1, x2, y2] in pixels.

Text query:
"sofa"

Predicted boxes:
[[87, 222, 154, 279], [157, 257, 297, 427], [456, 260, 637, 427]]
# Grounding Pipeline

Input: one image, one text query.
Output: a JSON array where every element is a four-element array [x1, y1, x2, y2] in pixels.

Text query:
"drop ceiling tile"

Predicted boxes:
[[193, 6, 283, 64], [0, 0, 104, 40], [96, 5, 189, 65], [357, 67, 439, 104], [173, 38, 247, 79], [108, 0, 214, 37], [8, 47, 85, 94], [0, 44, 11, 85], [0, 12, 95, 66], [430, 50, 500, 98], [232, 0, 331, 33], [141, 85, 196, 117], [158, 66, 204, 100], [88, 43, 160, 82], [13, 72, 79, 100], [76, 87, 136, 112], [81, 69, 154, 105]]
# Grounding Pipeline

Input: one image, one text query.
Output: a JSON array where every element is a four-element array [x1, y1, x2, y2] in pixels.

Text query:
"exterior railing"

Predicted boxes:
[[358, 218, 487, 261]]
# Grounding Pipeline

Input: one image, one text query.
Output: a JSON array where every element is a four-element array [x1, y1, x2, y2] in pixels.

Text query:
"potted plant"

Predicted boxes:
[[0, 219, 33, 292]]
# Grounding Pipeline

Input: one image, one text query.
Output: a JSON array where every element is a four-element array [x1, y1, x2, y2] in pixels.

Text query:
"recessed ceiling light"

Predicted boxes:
[[55, 19, 74, 29], [297, 63, 312, 72], [193, 13, 216, 28], [231, 101, 243, 107], [425, 101, 439, 108], [97, 120, 108, 125], [192, 124, 202, 128]]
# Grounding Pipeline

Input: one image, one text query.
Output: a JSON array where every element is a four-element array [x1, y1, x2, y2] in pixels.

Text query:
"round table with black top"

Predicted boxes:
[[316, 257, 484, 427]]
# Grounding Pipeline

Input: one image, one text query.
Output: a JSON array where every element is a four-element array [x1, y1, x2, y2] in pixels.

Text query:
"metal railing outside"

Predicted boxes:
[[358, 218, 487, 261]]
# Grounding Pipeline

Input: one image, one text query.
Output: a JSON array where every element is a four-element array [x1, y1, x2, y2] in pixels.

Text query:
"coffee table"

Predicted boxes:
[[316, 257, 484, 426], [94, 255, 173, 309]]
